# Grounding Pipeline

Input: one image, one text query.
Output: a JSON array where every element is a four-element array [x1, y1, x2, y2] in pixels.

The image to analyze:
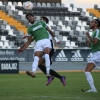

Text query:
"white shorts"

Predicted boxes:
[[34, 39, 51, 52], [87, 51, 100, 67]]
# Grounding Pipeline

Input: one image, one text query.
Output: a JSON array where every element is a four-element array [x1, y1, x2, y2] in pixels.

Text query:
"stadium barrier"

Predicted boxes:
[[0, 49, 91, 62]]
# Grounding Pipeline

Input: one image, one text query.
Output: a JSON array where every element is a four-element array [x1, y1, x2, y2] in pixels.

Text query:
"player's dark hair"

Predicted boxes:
[[41, 16, 49, 23], [94, 19, 100, 27], [26, 13, 34, 19]]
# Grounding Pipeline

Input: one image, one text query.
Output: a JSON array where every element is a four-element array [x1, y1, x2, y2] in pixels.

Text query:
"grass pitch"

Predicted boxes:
[[0, 72, 100, 100]]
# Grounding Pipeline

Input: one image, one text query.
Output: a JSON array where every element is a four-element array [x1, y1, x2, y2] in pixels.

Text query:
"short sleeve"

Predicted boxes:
[[40, 20, 47, 28], [95, 29, 100, 40]]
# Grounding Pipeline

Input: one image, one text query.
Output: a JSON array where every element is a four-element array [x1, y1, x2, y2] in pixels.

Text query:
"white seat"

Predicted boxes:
[[82, 21, 87, 26], [74, 17, 79, 21], [37, 3, 41, 7], [56, 3, 60, 7], [77, 21, 82, 26], [63, 36, 67, 41], [18, 2, 22, 6], [42, 3, 46, 7], [0, 41, 3, 48], [83, 8, 87, 12], [85, 12, 90, 16], [11, 5, 15, 10], [6, 25, 11, 31], [68, 7, 72, 11], [8, 30, 14, 36], [65, 17, 70, 21], [1, 36, 7, 41], [76, 26, 81, 31], [18, 11, 23, 15], [47, 3, 51, 7], [66, 26, 71, 31], [4, 41, 10, 48], [62, 25, 67, 31], [8, 1, 12, 6], [58, 21, 63, 26], [65, 41, 70, 47], [0, 1, 3, 6], [48, 21, 54, 26], [70, 41, 75, 47], [80, 26, 85, 31]]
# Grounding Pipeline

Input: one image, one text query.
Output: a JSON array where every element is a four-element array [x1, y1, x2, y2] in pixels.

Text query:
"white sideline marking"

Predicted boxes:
[[2, 95, 99, 100]]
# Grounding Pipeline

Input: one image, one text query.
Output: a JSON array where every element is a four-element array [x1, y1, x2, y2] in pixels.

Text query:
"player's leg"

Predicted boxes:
[[26, 41, 43, 78], [84, 63, 97, 92], [26, 51, 42, 78], [38, 57, 66, 86], [84, 52, 99, 92], [38, 64, 66, 86], [43, 39, 51, 77]]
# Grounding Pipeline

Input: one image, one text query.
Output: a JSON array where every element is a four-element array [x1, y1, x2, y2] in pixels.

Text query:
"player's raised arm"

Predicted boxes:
[[18, 36, 33, 53]]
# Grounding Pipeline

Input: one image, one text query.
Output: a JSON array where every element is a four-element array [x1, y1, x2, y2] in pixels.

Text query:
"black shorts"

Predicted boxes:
[[49, 40, 55, 65]]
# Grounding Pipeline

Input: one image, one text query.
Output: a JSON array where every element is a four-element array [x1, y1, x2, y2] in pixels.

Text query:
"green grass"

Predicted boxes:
[[0, 72, 100, 100]]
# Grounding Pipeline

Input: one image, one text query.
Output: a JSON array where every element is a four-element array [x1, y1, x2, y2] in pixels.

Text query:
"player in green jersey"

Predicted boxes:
[[84, 19, 100, 92], [18, 14, 53, 79], [22, 16, 66, 86]]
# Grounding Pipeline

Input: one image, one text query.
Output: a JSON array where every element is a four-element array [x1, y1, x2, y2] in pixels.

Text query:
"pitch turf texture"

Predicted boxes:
[[0, 72, 100, 100]]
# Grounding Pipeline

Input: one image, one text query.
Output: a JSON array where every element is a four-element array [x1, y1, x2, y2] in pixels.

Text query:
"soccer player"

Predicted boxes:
[[18, 13, 52, 78], [84, 19, 100, 92], [38, 16, 66, 86], [25, 16, 66, 86]]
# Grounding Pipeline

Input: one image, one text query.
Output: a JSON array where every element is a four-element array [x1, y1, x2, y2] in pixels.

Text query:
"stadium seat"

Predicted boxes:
[[70, 41, 76, 47], [3, 41, 10, 48], [65, 41, 70, 47], [0, 41, 3, 48], [8, 30, 14, 36], [47, 3, 51, 7], [1, 36, 7, 41], [13, 2, 18, 6], [8, 1, 12, 6], [62, 36, 67, 41], [6, 25, 12, 31], [18, 2, 22, 6], [42, 3, 46, 7], [56, 3, 61, 7], [51, 3, 56, 7], [37, 3, 42, 7]]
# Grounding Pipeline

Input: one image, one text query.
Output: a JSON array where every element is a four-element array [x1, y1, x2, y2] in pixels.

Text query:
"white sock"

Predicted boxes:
[[44, 54, 50, 75], [32, 56, 39, 74], [84, 72, 96, 90]]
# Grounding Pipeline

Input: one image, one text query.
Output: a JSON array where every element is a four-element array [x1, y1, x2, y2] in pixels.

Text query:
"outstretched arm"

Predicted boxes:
[[18, 36, 33, 53]]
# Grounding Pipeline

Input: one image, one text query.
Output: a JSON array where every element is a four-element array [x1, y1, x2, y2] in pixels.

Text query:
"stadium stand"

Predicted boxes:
[[0, 1, 99, 49]]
